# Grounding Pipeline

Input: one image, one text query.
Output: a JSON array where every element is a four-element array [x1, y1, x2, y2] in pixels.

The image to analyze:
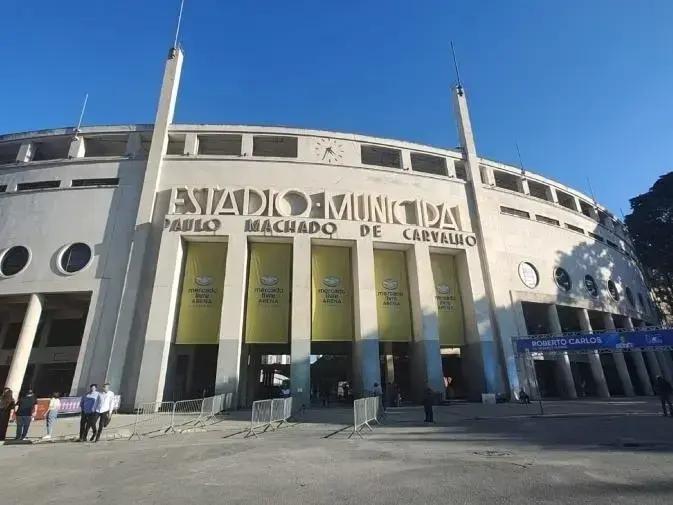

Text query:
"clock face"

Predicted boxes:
[[313, 138, 344, 164]]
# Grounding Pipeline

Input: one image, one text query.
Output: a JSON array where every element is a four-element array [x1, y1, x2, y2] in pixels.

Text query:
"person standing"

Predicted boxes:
[[14, 388, 37, 440], [79, 384, 100, 442], [0, 388, 15, 441], [423, 387, 435, 423], [654, 375, 673, 417], [94, 383, 115, 442], [43, 392, 61, 440]]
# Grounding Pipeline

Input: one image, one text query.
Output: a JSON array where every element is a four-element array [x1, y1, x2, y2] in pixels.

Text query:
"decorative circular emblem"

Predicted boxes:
[[553, 267, 572, 292], [382, 278, 399, 290], [260, 275, 279, 286], [518, 262, 539, 289], [322, 276, 341, 288], [625, 286, 635, 307], [436, 284, 452, 295], [584, 274, 598, 297], [607, 280, 620, 301], [195, 276, 213, 286]]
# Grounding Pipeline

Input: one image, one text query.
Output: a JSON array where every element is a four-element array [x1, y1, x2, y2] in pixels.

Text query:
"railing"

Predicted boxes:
[[129, 393, 231, 440], [245, 397, 293, 438], [349, 396, 381, 439]]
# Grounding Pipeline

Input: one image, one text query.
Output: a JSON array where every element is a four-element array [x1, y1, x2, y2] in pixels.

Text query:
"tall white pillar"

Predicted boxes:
[[352, 238, 381, 396], [407, 243, 445, 400], [4, 294, 44, 398], [623, 317, 654, 395], [547, 304, 577, 399], [214, 234, 248, 408], [602, 313, 635, 397], [134, 234, 183, 406], [290, 236, 311, 410], [578, 309, 610, 398]]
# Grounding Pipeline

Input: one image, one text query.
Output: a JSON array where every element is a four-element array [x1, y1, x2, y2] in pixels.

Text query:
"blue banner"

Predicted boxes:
[[516, 329, 673, 353]]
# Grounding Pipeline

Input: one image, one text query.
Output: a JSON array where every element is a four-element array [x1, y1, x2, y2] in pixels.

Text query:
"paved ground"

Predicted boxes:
[[1, 398, 673, 504]]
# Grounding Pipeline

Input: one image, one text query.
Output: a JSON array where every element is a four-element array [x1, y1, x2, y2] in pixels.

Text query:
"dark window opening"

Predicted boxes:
[[1, 323, 22, 349], [17, 180, 60, 191], [606, 240, 619, 249], [535, 215, 560, 226], [556, 191, 577, 211], [579, 200, 596, 219], [587, 232, 604, 242], [83, 135, 127, 157], [565, 223, 584, 234], [410, 153, 447, 176], [361, 145, 401, 168], [1, 246, 30, 276], [500, 206, 530, 219], [0, 143, 20, 165], [166, 134, 186, 155], [60, 243, 92, 273], [71, 178, 119, 188], [0, 185, 6, 193], [454, 162, 467, 180], [198, 134, 243, 156], [46, 318, 86, 347], [493, 170, 521, 192], [253, 136, 297, 158], [528, 180, 550, 201]]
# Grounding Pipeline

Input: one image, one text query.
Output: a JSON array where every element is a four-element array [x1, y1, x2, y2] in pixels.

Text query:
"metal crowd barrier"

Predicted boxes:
[[246, 397, 293, 438], [129, 393, 231, 440], [349, 396, 381, 439]]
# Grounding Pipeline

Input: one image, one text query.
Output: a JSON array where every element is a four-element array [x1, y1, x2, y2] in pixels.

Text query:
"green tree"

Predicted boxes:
[[625, 172, 673, 319]]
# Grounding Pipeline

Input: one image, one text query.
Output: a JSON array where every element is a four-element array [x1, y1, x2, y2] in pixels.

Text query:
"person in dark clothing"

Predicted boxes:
[[519, 389, 531, 404], [14, 389, 37, 440], [0, 388, 16, 441], [79, 384, 100, 442], [654, 376, 673, 416], [423, 387, 435, 423]]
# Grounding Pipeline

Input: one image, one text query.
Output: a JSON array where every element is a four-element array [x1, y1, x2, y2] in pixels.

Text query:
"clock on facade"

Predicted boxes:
[[313, 138, 344, 164]]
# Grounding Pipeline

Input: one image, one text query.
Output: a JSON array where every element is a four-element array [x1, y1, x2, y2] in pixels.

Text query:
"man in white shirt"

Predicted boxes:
[[94, 382, 115, 442]]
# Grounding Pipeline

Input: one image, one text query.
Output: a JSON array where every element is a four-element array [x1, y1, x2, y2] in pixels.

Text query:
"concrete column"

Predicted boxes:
[[578, 309, 610, 398], [519, 178, 530, 195], [631, 318, 663, 384], [602, 313, 635, 397], [4, 294, 44, 398], [241, 134, 253, 157], [547, 304, 577, 399], [352, 238, 381, 397], [383, 342, 395, 384], [624, 317, 654, 395], [214, 234, 248, 408], [68, 136, 86, 159], [407, 243, 445, 400], [16, 142, 35, 163], [184, 133, 199, 156], [133, 234, 184, 405], [401, 150, 412, 171], [290, 236, 311, 410], [656, 351, 673, 383]]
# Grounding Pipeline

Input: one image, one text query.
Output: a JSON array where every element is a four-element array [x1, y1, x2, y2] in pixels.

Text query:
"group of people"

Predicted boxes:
[[0, 382, 116, 443], [78, 383, 115, 443], [0, 387, 61, 441]]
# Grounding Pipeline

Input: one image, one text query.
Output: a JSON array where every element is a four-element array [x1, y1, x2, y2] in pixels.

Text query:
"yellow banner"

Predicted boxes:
[[245, 242, 292, 344], [430, 254, 465, 346], [311, 246, 353, 341], [374, 249, 412, 342], [175, 242, 228, 344]]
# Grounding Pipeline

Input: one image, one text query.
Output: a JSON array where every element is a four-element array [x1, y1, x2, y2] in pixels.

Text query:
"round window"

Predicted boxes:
[[554, 267, 572, 292], [638, 293, 646, 312], [607, 280, 620, 301], [59, 243, 92, 274], [584, 274, 598, 297], [518, 262, 539, 289], [0, 246, 30, 277], [625, 287, 634, 307]]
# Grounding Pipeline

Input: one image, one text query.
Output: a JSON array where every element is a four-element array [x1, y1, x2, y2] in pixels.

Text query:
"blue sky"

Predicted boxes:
[[2, 1, 672, 215]]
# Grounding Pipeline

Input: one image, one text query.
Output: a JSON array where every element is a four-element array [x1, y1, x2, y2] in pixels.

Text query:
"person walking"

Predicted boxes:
[[43, 392, 61, 440], [0, 388, 15, 441], [94, 383, 115, 442], [79, 384, 100, 442], [654, 375, 673, 417], [372, 382, 384, 412], [423, 387, 435, 423], [14, 388, 37, 440]]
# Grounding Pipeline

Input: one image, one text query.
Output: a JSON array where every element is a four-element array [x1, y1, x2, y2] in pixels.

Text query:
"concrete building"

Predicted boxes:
[[0, 46, 669, 409]]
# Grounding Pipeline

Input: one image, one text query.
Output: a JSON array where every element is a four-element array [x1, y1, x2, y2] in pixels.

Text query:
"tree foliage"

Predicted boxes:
[[625, 172, 673, 318]]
